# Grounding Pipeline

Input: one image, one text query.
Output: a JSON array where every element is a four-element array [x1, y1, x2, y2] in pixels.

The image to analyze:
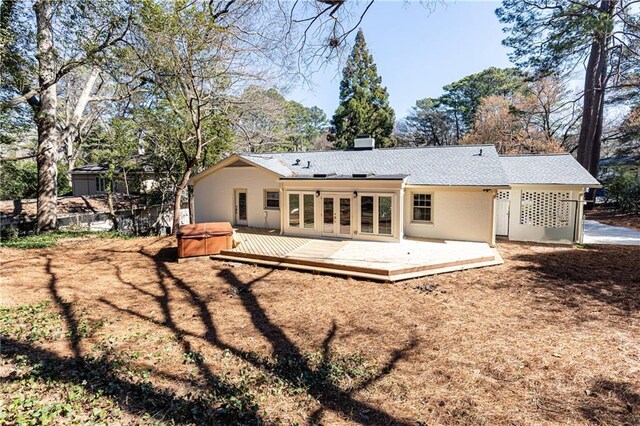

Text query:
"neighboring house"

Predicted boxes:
[[599, 156, 640, 181], [189, 137, 600, 245], [69, 164, 157, 197]]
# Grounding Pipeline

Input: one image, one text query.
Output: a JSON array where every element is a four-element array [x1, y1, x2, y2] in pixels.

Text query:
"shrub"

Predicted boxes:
[[1, 226, 19, 241], [0, 160, 73, 200], [603, 170, 640, 213], [0, 161, 38, 200]]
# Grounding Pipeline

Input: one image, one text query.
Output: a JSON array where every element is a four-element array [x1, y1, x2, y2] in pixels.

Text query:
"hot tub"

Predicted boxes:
[[177, 222, 233, 258]]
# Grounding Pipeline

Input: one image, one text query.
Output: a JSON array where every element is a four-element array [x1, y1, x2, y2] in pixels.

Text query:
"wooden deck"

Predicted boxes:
[[214, 227, 503, 281]]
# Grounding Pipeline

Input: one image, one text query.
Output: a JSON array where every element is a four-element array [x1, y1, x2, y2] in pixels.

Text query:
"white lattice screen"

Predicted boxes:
[[497, 190, 510, 200], [520, 191, 570, 227]]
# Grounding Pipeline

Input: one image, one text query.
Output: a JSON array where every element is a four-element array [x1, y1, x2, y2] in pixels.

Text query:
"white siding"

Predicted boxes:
[[505, 185, 585, 244], [193, 166, 281, 229], [403, 188, 495, 244]]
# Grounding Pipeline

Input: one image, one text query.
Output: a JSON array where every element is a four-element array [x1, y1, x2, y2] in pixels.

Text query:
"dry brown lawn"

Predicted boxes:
[[1, 236, 639, 425]]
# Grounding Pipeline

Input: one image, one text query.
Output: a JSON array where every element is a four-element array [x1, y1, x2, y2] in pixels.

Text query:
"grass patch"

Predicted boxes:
[[1, 347, 261, 425], [235, 349, 378, 397], [574, 243, 594, 249], [0, 230, 133, 249], [0, 301, 106, 342]]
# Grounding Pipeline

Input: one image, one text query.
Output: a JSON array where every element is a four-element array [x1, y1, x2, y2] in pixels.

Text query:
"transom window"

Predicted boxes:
[[412, 193, 432, 222], [264, 190, 280, 210]]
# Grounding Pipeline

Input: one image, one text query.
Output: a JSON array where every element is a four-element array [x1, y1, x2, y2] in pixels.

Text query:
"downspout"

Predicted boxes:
[[489, 189, 497, 247], [560, 196, 583, 244], [577, 190, 585, 243]]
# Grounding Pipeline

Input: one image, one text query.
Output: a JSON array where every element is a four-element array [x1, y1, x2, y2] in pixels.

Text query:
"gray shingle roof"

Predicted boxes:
[[69, 164, 108, 174], [499, 154, 600, 186], [70, 163, 154, 175], [239, 145, 511, 186]]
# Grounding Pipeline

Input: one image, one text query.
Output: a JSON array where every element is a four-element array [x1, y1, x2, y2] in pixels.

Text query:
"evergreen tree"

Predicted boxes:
[[331, 29, 395, 149], [497, 0, 640, 180]]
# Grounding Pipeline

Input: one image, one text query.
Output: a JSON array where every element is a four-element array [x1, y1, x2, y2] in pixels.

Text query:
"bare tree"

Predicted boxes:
[[128, 1, 294, 233]]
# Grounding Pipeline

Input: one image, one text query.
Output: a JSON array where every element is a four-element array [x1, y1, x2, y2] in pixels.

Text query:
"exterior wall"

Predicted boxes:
[[72, 174, 100, 196], [281, 179, 404, 241], [403, 187, 496, 244], [193, 167, 498, 244], [504, 185, 585, 244], [72, 174, 135, 196], [192, 165, 281, 228]]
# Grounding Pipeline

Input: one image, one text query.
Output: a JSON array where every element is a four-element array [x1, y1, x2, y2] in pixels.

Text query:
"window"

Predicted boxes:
[[378, 196, 392, 235], [264, 190, 279, 210], [287, 192, 315, 229], [360, 196, 374, 233], [359, 194, 394, 236], [412, 193, 432, 222], [289, 193, 299, 227], [96, 177, 106, 193], [303, 194, 315, 229]]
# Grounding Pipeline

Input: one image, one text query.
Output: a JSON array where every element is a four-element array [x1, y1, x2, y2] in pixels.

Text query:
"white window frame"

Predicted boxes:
[[357, 193, 395, 237], [411, 191, 433, 224], [96, 176, 106, 193], [286, 191, 316, 230], [264, 189, 280, 210]]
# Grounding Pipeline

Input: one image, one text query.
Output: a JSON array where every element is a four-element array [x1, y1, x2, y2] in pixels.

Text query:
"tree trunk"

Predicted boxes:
[[62, 68, 100, 177], [106, 186, 119, 231], [576, 0, 615, 180], [172, 180, 187, 235], [188, 185, 195, 224], [34, 0, 58, 232], [453, 111, 461, 143]]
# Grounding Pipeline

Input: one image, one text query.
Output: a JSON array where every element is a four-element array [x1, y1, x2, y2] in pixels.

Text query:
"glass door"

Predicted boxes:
[[321, 195, 352, 238], [235, 189, 248, 226], [338, 197, 352, 236], [322, 197, 334, 234]]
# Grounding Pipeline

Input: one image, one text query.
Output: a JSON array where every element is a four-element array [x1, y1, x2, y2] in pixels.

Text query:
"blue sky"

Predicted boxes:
[[288, 1, 514, 119]]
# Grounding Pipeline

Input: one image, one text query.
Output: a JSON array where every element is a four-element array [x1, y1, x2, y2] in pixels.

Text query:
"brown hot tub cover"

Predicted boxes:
[[177, 222, 233, 258]]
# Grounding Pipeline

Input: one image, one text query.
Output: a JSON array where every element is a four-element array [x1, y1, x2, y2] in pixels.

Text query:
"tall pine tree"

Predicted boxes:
[[331, 29, 395, 149]]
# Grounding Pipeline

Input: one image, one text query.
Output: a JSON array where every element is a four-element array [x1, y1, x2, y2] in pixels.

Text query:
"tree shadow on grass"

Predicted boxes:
[[100, 245, 417, 424], [2, 251, 263, 424], [217, 267, 418, 425], [45, 257, 81, 359], [511, 246, 640, 315], [0, 337, 261, 423]]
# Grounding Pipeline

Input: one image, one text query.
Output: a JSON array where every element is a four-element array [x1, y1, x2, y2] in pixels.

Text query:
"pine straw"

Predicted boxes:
[[1, 237, 639, 424]]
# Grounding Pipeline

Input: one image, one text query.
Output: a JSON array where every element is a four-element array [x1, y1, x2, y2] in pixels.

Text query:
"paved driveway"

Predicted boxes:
[[583, 220, 640, 245]]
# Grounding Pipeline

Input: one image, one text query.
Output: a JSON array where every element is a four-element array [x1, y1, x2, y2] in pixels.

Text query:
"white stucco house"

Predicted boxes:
[[189, 137, 600, 246]]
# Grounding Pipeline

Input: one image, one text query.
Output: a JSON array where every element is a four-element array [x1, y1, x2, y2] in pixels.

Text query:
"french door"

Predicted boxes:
[[321, 195, 352, 238]]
